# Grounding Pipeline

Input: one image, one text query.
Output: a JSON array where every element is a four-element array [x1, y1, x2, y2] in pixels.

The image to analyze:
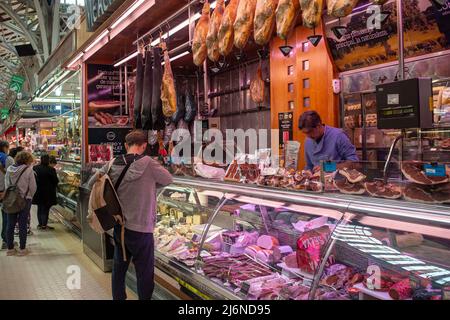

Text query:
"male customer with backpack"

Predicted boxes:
[[90, 130, 173, 300]]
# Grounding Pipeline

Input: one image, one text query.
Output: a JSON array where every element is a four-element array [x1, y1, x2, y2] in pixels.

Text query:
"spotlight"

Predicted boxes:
[[331, 26, 348, 40], [279, 45, 293, 57], [307, 35, 322, 47]]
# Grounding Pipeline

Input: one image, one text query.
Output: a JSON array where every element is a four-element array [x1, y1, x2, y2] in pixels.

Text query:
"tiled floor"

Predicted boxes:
[[0, 206, 136, 300]]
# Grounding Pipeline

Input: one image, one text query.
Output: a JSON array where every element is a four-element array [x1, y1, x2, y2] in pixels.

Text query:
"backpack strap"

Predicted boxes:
[[10, 166, 28, 187], [114, 155, 133, 191]]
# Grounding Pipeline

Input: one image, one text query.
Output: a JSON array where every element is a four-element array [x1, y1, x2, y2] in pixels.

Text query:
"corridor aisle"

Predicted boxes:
[[0, 208, 136, 300]]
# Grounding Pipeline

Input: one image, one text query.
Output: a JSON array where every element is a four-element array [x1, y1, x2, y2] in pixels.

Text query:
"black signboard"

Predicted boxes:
[[85, 0, 125, 32], [88, 127, 131, 157], [278, 112, 293, 149]]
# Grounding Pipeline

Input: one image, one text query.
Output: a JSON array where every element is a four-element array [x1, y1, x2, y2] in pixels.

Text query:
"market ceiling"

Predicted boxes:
[[0, 0, 83, 103]]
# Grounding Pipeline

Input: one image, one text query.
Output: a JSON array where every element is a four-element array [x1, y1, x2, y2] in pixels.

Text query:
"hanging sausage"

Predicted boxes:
[[172, 88, 186, 124], [133, 44, 145, 128], [275, 0, 300, 40], [184, 86, 196, 123], [151, 46, 165, 130], [250, 63, 265, 105], [254, 0, 279, 46], [192, 1, 210, 67], [206, 0, 225, 62], [327, 0, 358, 18], [161, 42, 177, 118], [141, 47, 153, 130], [218, 0, 240, 57], [234, 0, 257, 50]]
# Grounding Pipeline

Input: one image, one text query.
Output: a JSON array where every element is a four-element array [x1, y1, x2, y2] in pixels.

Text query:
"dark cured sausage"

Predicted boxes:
[[134, 52, 144, 128], [151, 46, 165, 130], [184, 86, 196, 123], [172, 91, 185, 124], [141, 48, 153, 130]]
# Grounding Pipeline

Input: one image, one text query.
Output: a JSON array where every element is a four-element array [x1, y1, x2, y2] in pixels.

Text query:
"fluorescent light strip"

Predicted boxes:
[[161, 51, 190, 65], [85, 29, 109, 52], [111, 0, 146, 29], [114, 51, 138, 67], [67, 52, 83, 68]]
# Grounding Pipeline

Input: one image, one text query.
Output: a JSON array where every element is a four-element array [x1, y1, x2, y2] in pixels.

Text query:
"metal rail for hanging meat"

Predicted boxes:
[[132, 0, 202, 46]]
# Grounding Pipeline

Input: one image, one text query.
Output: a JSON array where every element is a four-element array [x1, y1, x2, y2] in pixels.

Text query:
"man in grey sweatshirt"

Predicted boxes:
[[90, 130, 173, 300]]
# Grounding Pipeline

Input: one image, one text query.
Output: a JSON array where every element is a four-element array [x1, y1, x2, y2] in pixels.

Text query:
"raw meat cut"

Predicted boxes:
[[257, 235, 280, 249], [255, 249, 274, 263], [431, 184, 450, 204], [161, 42, 177, 118], [184, 86, 196, 122], [403, 185, 436, 204], [402, 162, 449, 185], [171, 92, 185, 123], [134, 51, 144, 128], [275, 0, 300, 40], [333, 180, 366, 195], [234, 0, 257, 49], [338, 168, 366, 183], [141, 48, 153, 130], [300, 0, 324, 29], [283, 252, 298, 268], [254, 0, 279, 45], [296, 226, 331, 274], [389, 279, 413, 300], [250, 64, 265, 104], [364, 181, 403, 199], [206, 0, 225, 62], [218, 0, 240, 56], [192, 1, 210, 66], [273, 245, 293, 262], [327, 0, 358, 18], [245, 245, 263, 257], [150, 46, 165, 130]]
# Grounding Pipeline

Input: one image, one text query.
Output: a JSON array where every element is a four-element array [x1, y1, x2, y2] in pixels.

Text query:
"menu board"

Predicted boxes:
[[324, 0, 450, 72]]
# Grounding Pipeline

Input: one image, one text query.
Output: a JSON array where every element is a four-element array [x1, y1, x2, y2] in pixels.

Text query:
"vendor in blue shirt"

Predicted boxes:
[[299, 111, 358, 172]]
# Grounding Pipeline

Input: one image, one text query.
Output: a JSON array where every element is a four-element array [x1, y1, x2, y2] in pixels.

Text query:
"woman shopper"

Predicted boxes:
[[0, 141, 14, 249], [5, 151, 36, 256], [33, 154, 58, 230]]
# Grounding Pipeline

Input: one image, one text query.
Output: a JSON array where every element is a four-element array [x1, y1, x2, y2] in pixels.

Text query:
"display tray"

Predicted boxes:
[[351, 283, 412, 301]]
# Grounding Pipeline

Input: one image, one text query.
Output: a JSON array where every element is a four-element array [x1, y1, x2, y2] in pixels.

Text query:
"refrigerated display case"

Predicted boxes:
[[53, 160, 81, 236], [144, 176, 450, 300]]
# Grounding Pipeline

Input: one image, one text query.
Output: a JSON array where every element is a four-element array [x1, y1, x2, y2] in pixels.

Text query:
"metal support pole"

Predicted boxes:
[[396, 0, 405, 80], [203, 60, 210, 115]]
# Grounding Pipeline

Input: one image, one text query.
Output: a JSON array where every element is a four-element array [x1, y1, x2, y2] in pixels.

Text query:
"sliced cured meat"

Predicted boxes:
[[206, 0, 225, 62], [141, 48, 153, 130], [244, 245, 263, 258], [431, 184, 450, 204], [283, 252, 298, 268], [192, 1, 210, 66], [218, 0, 240, 57], [254, 0, 279, 46], [364, 181, 402, 199], [257, 235, 279, 249], [275, 0, 299, 40], [250, 64, 265, 104], [327, 0, 358, 18], [234, 0, 257, 50], [300, 0, 324, 29], [339, 168, 366, 183], [333, 180, 366, 195], [255, 249, 274, 263], [389, 279, 413, 300], [273, 245, 293, 262], [161, 42, 177, 118], [402, 162, 449, 185], [403, 185, 436, 204]]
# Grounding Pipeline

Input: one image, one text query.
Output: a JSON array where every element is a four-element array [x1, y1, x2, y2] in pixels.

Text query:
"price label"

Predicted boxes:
[[423, 164, 446, 177], [323, 161, 337, 173], [240, 281, 251, 296]]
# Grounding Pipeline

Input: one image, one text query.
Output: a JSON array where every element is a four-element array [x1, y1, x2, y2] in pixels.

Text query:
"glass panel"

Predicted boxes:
[[302, 42, 310, 53], [303, 60, 310, 71], [303, 78, 310, 89], [303, 97, 310, 108], [288, 83, 294, 93]]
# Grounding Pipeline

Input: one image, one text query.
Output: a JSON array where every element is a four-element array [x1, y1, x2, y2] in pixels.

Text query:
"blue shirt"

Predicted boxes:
[[304, 125, 358, 171]]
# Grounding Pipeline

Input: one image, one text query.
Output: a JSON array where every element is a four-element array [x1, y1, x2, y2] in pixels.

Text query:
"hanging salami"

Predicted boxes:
[[133, 47, 144, 128], [141, 47, 153, 130], [150, 46, 165, 130]]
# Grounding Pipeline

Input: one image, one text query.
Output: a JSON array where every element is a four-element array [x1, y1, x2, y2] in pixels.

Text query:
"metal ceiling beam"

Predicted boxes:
[[15, 0, 36, 10], [0, 1, 43, 66], [33, 0, 49, 59], [0, 21, 25, 37], [51, 0, 60, 52], [0, 58, 18, 73]]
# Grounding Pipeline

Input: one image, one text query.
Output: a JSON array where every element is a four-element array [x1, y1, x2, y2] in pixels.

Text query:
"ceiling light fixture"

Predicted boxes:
[[67, 52, 83, 69], [114, 51, 139, 67], [84, 29, 109, 52], [110, 0, 146, 29], [161, 51, 190, 66]]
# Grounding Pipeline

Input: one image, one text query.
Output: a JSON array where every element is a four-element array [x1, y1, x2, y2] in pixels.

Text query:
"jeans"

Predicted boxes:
[[112, 225, 155, 300], [1, 209, 7, 243], [6, 200, 32, 250], [37, 205, 51, 226]]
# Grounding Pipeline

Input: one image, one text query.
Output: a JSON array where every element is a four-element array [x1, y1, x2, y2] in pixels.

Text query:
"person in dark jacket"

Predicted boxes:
[[32, 154, 59, 230]]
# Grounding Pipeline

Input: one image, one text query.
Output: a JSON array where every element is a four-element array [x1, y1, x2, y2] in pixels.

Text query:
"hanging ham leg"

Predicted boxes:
[[233, 0, 257, 50], [275, 0, 299, 40], [300, 0, 324, 29], [192, 1, 210, 67], [250, 63, 265, 104], [254, 0, 279, 46], [327, 0, 358, 18], [207, 0, 225, 62], [141, 47, 153, 130], [218, 0, 240, 57], [161, 42, 177, 118], [133, 48, 144, 128]]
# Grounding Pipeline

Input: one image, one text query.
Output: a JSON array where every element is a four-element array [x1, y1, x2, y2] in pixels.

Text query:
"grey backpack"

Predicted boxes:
[[3, 167, 28, 214]]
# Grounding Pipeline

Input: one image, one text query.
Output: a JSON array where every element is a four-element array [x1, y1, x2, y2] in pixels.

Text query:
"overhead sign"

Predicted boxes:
[[85, 0, 125, 32], [9, 75, 25, 93]]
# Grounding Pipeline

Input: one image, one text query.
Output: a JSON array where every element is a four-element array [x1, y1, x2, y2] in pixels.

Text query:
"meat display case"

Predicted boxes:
[[151, 176, 450, 300], [53, 160, 82, 237]]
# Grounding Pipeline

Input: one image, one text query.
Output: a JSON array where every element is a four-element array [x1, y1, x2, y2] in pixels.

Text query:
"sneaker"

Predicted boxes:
[[6, 249, 17, 256], [1, 242, 7, 250], [27, 230, 33, 236], [17, 248, 30, 256], [44, 226, 55, 230]]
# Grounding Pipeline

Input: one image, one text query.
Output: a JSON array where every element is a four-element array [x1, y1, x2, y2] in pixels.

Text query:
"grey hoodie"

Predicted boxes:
[[0, 156, 14, 191], [90, 155, 173, 233], [5, 164, 37, 200]]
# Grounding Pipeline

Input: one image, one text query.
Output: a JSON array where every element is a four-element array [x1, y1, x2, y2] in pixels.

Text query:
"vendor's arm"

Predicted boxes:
[[336, 131, 358, 169], [304, 141, 314, 171]]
